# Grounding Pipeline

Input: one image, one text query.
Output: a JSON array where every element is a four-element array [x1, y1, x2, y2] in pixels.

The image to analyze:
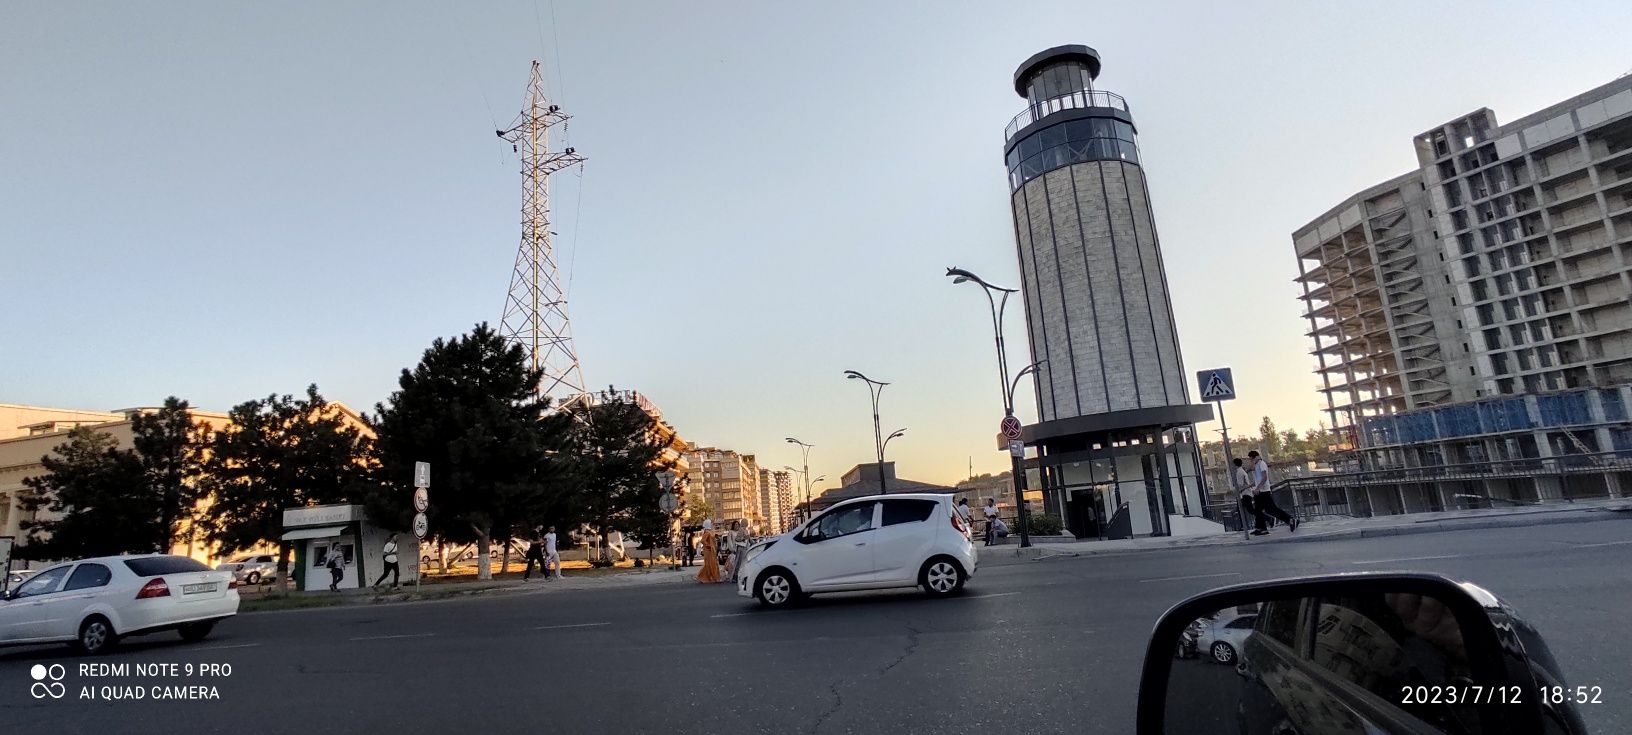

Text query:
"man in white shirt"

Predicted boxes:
[[1247, 451, 1296, 533], [1233, 458, 1266, 536], [954, 498, 973, 538], [543, 526, 560, 580], [981, 498, 1000, 546], [373, 533, 401, 588]]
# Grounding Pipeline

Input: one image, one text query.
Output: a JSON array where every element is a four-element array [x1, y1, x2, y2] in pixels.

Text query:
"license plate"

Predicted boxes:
[[182, 582, 218, 594]]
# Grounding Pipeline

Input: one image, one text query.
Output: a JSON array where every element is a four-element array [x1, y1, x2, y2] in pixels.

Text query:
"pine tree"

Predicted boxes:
[[18, 427, 160, 558]]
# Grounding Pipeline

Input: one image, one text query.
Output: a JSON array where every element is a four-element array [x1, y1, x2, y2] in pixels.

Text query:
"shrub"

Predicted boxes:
[[1028, 513, 1064, 536]]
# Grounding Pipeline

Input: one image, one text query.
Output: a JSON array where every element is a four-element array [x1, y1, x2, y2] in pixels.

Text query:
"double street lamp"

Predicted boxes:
[[947, 266, 1042, 548], [782, 464, 824, 525], [785, 438, 817, 523], [843, 370, 893, 493]]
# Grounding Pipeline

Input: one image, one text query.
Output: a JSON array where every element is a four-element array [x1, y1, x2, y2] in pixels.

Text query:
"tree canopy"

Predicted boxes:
[[18, 427, 158, 559]]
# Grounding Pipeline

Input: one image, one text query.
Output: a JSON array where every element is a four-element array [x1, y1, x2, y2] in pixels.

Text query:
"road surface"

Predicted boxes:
[[2, 519, 1628, 734]]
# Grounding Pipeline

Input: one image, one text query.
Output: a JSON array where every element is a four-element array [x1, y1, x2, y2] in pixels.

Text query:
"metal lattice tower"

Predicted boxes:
[[497, 60, 587, 403]]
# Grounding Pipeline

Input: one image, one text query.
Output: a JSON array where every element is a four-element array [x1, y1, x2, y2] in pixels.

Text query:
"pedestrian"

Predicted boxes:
[[1248, 451, 1297, 533], [982, 498, 1000, 546], [373, 533, 401, 588], [524, 532, 546, 580], [728, 521, 748, 584], [696, 519, 722, 584], [325, 546, 346, 591], [543, 526, 561, 580], [1233, 457, 1267, 536], [955, 498, 973, 537]]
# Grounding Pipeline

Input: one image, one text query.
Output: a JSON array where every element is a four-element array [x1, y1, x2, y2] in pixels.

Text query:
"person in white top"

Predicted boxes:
[[373, 534, 401, 588], [1247, 451, 1296, 533], [954, 498, 973, 537], [1233, 458, 1266, 536], [981, 498, 1000, 546], [543, 526, 560, 579]]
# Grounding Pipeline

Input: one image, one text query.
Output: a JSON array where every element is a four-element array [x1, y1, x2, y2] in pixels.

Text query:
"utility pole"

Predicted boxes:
[[497, 60, 588, 405]]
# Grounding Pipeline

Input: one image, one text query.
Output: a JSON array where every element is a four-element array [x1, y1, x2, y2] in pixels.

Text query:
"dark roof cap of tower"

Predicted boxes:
[[1013, 44, 1102, 97]]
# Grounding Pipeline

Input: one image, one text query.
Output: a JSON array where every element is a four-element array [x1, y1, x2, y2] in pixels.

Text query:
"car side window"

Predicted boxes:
[[1256, 599, 1305, 648], [14, 565, 71, 598], [63, 563, 113, 591], [815, 502, 875, 540], [1225, 615, 1258, 630], [881, 499, 936, 526]]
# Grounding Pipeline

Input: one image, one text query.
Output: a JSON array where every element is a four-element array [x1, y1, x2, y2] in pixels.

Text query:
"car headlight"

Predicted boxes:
[[744, 540, 775, 566]]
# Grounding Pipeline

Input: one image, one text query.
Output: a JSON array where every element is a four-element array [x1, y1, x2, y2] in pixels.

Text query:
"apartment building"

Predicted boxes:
[[681, 445, 763, 531], [1293, 74, 1632, 511], [756, 467, 793, 534]]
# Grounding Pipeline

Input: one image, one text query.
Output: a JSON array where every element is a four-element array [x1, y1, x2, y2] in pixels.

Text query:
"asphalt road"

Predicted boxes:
[[2, 519, 1629, 734]]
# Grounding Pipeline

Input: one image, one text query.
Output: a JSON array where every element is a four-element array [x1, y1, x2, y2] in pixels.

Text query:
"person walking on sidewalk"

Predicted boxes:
[[1248, 450, 1297, 533], [1234, 458, 1267, 536], [524, 532, 547, 580], [325, 546, 346, 591], [373, 533, 401, 588], [543, 526, 561, 580], [982, 498, 1000, 546]]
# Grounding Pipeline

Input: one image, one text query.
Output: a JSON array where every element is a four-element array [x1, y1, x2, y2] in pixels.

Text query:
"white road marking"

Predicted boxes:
[[349, 633, 435, 641], [531, 622, 611, 630], [1571, 540, 1632, 549], [1351, 554, 1462, 565], [190, 643, 262, 651], [1139, 572, 1242, 583], [711, 612, 754, 618], [959, 591, 1022, 599]]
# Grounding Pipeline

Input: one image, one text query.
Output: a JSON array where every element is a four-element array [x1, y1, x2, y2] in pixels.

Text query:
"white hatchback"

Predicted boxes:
[[736, 493, 977, 607], [0, 554, 240, 655]]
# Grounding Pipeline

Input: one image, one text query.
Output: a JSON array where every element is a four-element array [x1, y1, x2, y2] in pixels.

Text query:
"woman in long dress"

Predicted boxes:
[[696, 522, 722, 583]]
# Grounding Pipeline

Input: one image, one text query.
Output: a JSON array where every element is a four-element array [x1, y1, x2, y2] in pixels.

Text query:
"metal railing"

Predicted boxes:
[[1004, 90, 1130, 141], [1274, 450, 1632, 492]]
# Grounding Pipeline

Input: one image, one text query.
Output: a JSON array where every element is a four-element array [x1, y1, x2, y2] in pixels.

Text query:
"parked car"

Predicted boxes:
[[0, 554, 240, 654], [1193, 609, 1259, 664], [736, 493, 977, 607], [4, 568, 39, 591], [216, 554, 279, 585]]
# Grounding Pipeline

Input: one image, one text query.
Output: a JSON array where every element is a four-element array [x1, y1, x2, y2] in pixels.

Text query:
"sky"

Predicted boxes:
[[3, 2, 1630, 489]]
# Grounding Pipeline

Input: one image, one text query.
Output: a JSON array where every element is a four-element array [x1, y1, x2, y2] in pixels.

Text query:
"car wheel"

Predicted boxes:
[[919, 557, 965, 597], [179, 621, 217, 643], [1210, 641, 1236, 664], [245, 571, 262, 585], [75, 616, 118, 655], [754, 568, 799, 608]]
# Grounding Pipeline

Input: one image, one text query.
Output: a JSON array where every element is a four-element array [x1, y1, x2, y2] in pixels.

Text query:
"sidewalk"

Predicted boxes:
[[980, 498, 1632, 564], [241, 565, 701, 613]]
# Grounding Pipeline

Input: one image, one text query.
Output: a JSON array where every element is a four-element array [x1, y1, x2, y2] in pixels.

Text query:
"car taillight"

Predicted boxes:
[[228, 579, 239, 590], [136, 578, 171, 599], [951, 514, 967, 534]]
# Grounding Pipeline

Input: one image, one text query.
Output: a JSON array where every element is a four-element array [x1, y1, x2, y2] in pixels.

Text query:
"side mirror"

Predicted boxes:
[[1136, 573, 1589, 735]]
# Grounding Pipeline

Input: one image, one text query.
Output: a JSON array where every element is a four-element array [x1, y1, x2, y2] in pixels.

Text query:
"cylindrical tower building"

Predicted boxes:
[[1005, 46, 1214, 538]]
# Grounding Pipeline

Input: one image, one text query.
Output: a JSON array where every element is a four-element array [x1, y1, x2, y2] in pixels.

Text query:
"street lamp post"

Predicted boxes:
[[785, 438, 814, 523], [947, 266, 1041, 548], [843, 370, 890, 493]]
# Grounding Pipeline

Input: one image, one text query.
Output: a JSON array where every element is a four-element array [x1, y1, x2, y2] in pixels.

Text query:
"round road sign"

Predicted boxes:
[[412, 512, 429, 539], [412, 487, 429, 513], [659, 492, 678, 513], [1000, 415, 1022, 440]]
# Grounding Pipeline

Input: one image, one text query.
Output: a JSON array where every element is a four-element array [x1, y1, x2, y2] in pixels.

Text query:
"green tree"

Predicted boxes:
[[561, 391, 675, 566], [1258, 416, 1282, 456], [367, 323, 570, 580], [681, 492, 714, 527], [18, 427, 159, 558], [131, 396, 209, 552], [201, 386, 373, 578]]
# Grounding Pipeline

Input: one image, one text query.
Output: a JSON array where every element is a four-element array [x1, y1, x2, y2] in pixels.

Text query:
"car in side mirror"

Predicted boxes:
[[1136, 572, 1589, 734]]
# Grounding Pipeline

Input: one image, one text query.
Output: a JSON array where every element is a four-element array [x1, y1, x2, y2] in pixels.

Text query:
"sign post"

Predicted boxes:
[[412, 462, 430, 587], [0, 536, 13, 595], [1197, 368, 1242, 535]]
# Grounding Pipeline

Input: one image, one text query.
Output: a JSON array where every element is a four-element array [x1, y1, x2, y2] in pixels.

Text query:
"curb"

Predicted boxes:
[[980, 505, 1632, 563]]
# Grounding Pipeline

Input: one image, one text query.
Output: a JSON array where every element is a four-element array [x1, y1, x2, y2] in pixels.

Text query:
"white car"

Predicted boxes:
[[216, 554, 280, 585], [0, 554, 240, 655], [1195, 610, 1259, 664], [736, 493, 977, 607]]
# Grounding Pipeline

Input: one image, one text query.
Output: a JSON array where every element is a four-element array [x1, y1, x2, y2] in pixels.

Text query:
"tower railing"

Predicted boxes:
[[1005, 90, 1130, 141]]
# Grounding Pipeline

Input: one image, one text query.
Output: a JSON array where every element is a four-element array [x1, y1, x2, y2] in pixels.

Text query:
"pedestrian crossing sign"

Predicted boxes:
[[1198, 368, 1235, 402]]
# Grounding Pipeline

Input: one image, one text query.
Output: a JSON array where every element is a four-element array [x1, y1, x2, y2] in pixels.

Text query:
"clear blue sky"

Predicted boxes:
[[4, 2, 1629, 487]]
